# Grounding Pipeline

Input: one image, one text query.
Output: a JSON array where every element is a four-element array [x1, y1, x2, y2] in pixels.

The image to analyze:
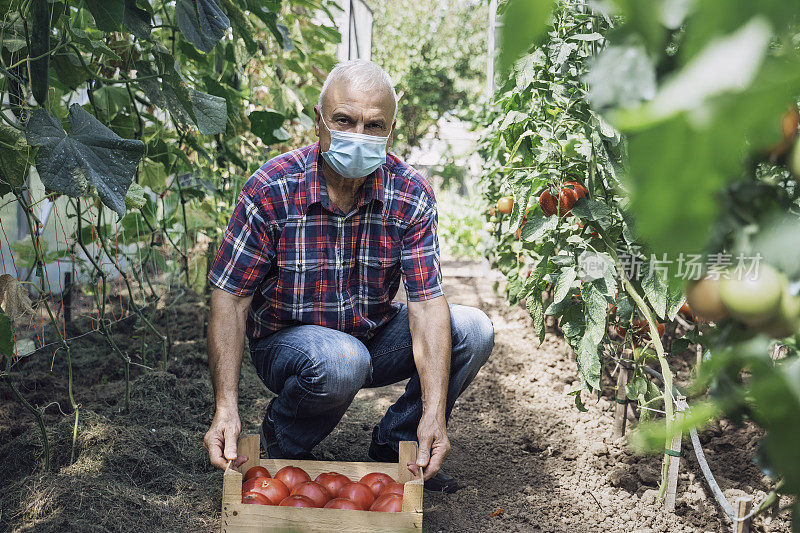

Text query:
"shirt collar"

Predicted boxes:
[[303, 141, 385, 215]]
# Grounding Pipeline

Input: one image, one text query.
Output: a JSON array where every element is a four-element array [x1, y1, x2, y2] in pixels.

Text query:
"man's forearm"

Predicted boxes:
[[408, 296, 452, 419], [207, 289, 250, 410]]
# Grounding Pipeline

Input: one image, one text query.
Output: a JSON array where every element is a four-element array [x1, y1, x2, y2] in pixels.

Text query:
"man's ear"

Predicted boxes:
[[386, 119, 397, 150], [313, 105, 321, 138]]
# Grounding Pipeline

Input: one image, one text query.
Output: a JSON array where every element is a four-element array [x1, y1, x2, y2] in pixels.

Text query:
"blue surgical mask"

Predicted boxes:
[[319, 113, 390, 179]]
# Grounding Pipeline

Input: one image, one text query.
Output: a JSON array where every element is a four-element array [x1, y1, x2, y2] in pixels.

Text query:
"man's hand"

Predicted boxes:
[[412, 412, 450, 480], [204, 407, 248, 470]]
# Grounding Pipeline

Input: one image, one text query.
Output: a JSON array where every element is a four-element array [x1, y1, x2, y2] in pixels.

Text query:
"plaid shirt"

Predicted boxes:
[[208, 141, 443, 341]]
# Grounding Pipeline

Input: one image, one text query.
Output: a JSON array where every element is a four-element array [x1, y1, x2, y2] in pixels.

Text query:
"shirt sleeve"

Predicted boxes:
[[400, 210, 444, 301], [207, 187, 274, 297]]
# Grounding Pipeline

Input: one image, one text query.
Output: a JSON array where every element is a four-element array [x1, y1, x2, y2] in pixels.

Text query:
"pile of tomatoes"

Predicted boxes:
[[240, 464, 404, 512]]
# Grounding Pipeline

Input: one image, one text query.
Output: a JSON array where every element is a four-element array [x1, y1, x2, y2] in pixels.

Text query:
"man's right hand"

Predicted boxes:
[[204, 407, 248, 470]]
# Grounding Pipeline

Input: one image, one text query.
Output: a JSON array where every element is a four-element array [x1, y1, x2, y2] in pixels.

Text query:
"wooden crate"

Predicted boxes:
[[220, 434, 424, 532]]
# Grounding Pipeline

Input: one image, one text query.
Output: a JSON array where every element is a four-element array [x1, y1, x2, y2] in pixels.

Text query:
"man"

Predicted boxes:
[[203, 59, 494, 492]]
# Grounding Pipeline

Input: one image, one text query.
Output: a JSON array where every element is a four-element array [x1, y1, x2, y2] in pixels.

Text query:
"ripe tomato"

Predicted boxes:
[[679, 302, 695, 321], [338, 482, 375, 510], [245, 477, 289, 505], [380, 482, 405, 496], [369, 493, 403, 513], [290, 481, 331, 508], [719, 264, 785, 327], [360, 473, 396, 498], [767, 106, 799, 160], [558, 188, 578, 215], [496, 196, 514, 215], [539, 189, 558, 216], [274, 466, 311, 492], [242, 491, 271, 505], [244, 466, 271, 481], [564, 180, 588, 199], [686, 277, 729, 322], [315, 472, 351, 498], [324, 498, 364, 510], [278, 495, 316, 507]]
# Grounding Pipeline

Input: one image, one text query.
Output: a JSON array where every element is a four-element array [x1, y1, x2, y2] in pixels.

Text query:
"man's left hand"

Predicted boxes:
[[411, 413, 450, 480]]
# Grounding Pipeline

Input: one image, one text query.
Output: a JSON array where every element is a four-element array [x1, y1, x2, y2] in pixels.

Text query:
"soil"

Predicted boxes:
[[0, 260, 793, 532]]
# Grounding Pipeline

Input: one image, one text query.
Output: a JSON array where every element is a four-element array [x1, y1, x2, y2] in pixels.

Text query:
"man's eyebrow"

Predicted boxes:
[[331, 110, 354, 119]]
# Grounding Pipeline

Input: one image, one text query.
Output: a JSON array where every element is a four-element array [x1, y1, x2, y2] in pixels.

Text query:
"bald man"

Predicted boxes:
[[203, 59, 494, 492]]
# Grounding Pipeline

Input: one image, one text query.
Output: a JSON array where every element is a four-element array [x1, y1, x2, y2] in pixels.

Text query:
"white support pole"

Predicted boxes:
[[487, 0, 497, 96]]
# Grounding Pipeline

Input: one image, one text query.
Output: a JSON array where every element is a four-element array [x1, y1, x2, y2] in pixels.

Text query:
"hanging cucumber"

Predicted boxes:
[[29, 0, 50, 106]]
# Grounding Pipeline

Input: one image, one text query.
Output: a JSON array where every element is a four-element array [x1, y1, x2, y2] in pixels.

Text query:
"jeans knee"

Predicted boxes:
[[452, 305, 494, 368], [312, 341, 371, 402]]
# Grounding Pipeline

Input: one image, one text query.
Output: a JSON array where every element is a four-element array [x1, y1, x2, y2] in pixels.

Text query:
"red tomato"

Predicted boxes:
[[370, 493, 403, 512], [246, 477, 289, 505], [274, 466, 311, 492], [679, 302, 695, 321], [359, 473, 396, 498], [338, 482, 375, 510], [315, 472, 351, 498], [244, 466, 271, 481], [564, 180, 588, 199], [242, 491, 271, 505], [324, 498, 364, 510], [558, 188, 578, 215], [290, 481, 331, 508], [539, 189, 558, 216], [380, 482, 405, 496], [278, 495, 316, 507]]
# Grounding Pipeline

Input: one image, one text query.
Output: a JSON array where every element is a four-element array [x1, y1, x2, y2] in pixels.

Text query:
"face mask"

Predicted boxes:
[[319, 113, 390, 179]]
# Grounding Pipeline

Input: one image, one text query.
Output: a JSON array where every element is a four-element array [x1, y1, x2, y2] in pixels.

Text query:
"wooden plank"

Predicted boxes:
[[239, 434, 260, 476], [220, 504, 422, 533], [733, 496, 753, 533], [396, 441, 417, 484]]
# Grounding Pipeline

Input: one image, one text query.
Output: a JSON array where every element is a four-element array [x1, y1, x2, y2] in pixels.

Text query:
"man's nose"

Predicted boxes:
[[354, 122, 365, 134]]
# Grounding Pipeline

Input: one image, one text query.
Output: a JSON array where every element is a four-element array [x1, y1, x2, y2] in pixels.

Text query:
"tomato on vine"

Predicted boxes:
[[497, 196, 514, 215]]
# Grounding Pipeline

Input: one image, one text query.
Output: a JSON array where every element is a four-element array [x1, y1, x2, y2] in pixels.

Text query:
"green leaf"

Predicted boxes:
[[521, 215, 557, 241], [220, 0, 257, 56], [626, 376, 647, 400], [124, 182, 146, 210], [498, 0, 556, 74], [176, 0, 231, 53], [249, 109, 289, 145], [52, 52, 92, 90], [190, 89, 228, 135], [67, 25, 122, 60], [526, 289, 546, 342], [24, 105, 145, 218], [83, 0, 124, 32], [0, 124, 31, 198], [123, 0, 152, 39], [552, 266, 577, 305], [570, 199, 614, 229]]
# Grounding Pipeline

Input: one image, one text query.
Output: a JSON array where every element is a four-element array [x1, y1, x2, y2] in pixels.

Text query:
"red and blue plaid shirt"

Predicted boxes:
[[208, 141, 443, 341]]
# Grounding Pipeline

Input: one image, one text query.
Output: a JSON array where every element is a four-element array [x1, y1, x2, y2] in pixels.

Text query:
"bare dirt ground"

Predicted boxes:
[[0, 260, 793, 532]]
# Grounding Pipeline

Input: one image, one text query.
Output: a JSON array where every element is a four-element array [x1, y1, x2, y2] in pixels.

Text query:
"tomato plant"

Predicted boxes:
[[485, 0, 800, 517]]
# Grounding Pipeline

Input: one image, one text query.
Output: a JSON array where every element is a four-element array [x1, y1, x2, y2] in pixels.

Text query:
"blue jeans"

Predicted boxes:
[[249, 303, 494, 458]]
